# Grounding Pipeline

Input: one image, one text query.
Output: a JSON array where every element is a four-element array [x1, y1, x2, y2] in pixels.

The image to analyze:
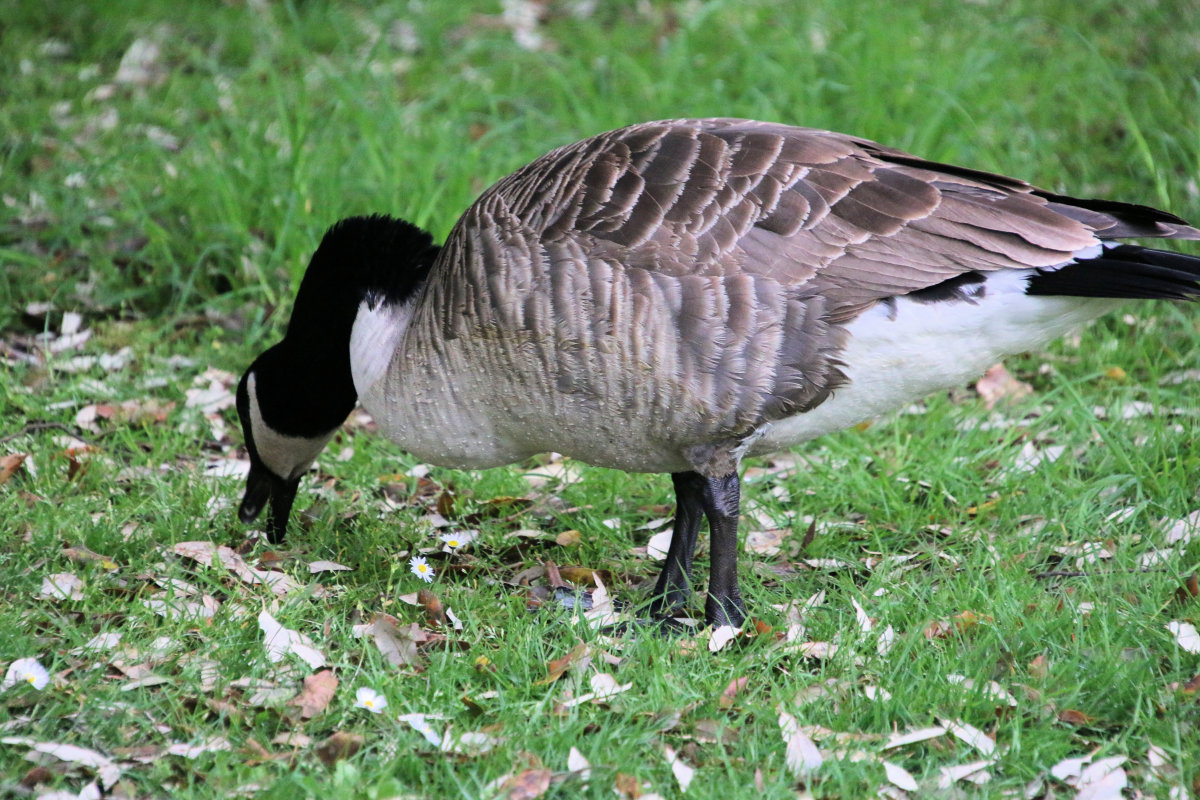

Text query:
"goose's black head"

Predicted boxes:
[[236, 215, 439, 543]]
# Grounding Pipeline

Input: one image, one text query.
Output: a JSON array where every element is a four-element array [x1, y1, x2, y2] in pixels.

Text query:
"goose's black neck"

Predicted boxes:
[[254, 215, 440, 437]]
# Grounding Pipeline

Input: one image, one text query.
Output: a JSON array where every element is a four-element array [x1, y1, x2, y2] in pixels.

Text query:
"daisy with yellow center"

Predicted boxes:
[[354, 687, 387, 713], [3, 658, 50, 691], [409, 555, 434, 583]]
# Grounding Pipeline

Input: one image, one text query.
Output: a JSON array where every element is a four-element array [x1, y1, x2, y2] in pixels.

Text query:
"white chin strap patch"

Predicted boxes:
[[246, 372, 337, 481]]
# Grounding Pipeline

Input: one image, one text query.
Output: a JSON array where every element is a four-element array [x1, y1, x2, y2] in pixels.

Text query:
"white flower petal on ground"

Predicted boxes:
[[410, 555, 435, 582], [3, 658, 50, 690], [353, 687, 387, 714], [399, 713, 444, 747]]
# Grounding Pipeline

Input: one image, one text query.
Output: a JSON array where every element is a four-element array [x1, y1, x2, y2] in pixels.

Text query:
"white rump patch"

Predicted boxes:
[[350, 299, 414, 398], [754, 266, 1119, 452]]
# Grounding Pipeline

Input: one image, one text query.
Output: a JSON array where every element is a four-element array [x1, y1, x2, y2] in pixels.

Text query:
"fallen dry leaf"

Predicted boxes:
[[555, 530, 582, 547], [258, 610, 326, 669], [745, 527, 785, 555], [614, 772, 643, 799], [1167, 621, 1200, 654], [1028, 654, 1050, 679], [314, 731, 363, 767], [165, 737, 233, 759], [779, 710, 823, 776], [882, 760, 919, 792], [38, 572, 84, 601], [504, 768, 552, 800], [1074, 756, 1127, 799], [708, 625, 740, 652], [289, 669, 337, 719], [945, 674, 1017, 707], [567, 746, 591, 780], [937, 759, 994, 789], [361, 615, 427, 669], [663, 745, 694, 792], [0, 738, 120, 789], [537, 641, 591, 685], [588, 672, 632, 701], [883, 726, 947, 750], [418, 588, 446, 626], [925, 610, 990, 640], [308, 560, 350, 573], [1056, 708, 1095, 726], [0, 453, 27, 485], [975, 363, 1032, 409], [938, 718, 995, 757], [646, 529, 673, 561], [718, 676, 749, 709]]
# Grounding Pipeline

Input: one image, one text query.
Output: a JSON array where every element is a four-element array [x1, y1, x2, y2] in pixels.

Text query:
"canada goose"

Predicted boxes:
[[235, 118, 1200, 629]]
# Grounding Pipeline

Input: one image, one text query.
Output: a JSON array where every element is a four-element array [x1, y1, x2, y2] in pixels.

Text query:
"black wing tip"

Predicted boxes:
[[1026, 245, 1200, 300]]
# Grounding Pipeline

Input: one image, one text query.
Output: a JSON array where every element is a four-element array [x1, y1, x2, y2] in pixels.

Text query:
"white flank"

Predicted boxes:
[[756, 268, 1118, 452]]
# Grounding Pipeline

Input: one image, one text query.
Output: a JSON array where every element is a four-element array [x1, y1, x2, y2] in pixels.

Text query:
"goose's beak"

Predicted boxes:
[[239, 462, 300, 545]]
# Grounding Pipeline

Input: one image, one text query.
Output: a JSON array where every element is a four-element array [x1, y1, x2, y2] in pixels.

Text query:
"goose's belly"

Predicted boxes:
[[754, 272, 1119, 453]]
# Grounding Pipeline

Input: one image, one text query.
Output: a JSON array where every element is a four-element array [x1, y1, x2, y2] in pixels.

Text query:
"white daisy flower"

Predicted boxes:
[[409, 556, 434, 583], [439, 530, 478, 551], [353, 686, 388, 714], [3, 658, 50, 691]]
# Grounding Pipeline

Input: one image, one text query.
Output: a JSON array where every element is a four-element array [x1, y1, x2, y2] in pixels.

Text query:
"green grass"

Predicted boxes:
[[3, 0, 1200, 797]]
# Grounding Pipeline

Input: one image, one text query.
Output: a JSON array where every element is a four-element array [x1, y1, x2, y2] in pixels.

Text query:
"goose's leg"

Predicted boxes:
[[700, 472, 746, 629], [648, 472, 707, 617]]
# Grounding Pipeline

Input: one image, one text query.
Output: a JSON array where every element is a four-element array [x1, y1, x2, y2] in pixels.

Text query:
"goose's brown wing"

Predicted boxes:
[[428, 119, 1198, 449]]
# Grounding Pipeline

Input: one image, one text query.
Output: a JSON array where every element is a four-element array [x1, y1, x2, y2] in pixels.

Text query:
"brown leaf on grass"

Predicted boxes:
[[363, 614, 427, 669], [536, 641, 591, 685], [557, 567, 607, 587], [76, 399, 175, 432], [62, 545, 119, 570], [718, 676, 749, 709], [925, 610, 991, 640], [613, 772, 643, 799], [1028, 654, 1050, 680], [0, 453, 27, 485], [289, 669, 338, 720], [1176, 573, 1199, 604], [503, 768, 552, 800], [975, 363, 1032, 409], [1176, 673, 1200, 694], [314, 731, 363, 767], [1056, 708, 1094, 726], [418, 588, 447, 626], [555, 530, 582, 547]]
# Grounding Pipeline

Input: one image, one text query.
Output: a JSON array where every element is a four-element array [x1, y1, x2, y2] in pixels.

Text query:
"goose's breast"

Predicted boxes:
[[753, 270, 1119, 452]]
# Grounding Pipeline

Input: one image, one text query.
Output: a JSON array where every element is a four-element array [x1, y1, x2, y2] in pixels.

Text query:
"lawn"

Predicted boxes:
[[2, 0, 1199, 797]]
